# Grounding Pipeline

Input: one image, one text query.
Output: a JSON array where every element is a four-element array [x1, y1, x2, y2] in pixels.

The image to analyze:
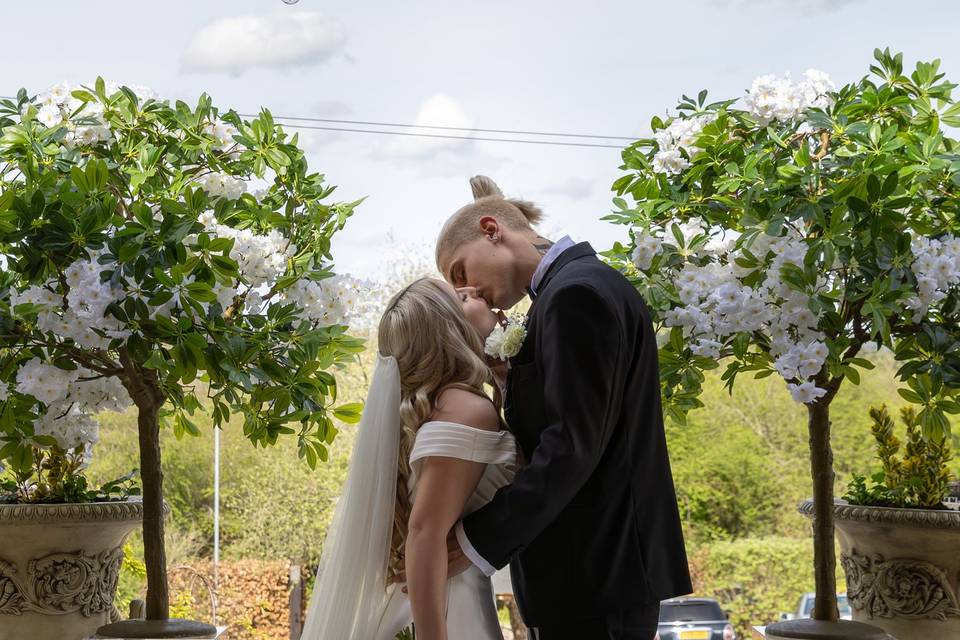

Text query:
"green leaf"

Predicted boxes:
[[266, 147, 291, 167], [847, 197, 870, 214], [333, 403, 363, 424], [766, 126, 789, 149], [843, 366, 861, 385], [898, 388, 923, 404], [70, 89, 96, 103], [71, 166, 91, 194]]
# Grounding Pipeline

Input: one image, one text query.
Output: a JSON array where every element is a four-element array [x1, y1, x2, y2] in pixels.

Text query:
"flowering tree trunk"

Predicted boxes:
[[808, 398, 839, 622], [120, 348, 170, 620]]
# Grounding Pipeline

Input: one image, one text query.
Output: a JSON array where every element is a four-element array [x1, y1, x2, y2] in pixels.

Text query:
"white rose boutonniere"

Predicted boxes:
[[484, 314, 527, 361]]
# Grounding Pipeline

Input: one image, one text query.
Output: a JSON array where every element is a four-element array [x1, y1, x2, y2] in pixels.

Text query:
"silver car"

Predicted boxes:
[[780, 593, 852, 621]]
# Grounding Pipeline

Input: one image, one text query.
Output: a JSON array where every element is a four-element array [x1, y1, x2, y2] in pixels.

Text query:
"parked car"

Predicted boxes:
[[655, 597, 736, 640], [779, 592, 852, 621]]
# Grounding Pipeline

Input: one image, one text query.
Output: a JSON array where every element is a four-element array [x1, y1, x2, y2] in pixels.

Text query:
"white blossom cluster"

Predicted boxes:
[[652, 114, 715, 176], [203, 119, 239, 153], [283, 274, 365, 326], [30, 81, 156, 148], [11, 254, 129, 350], [904, 235, 960, 322], [631, 229, 664, 270], [631, 218, 731, 271], [14, 358, 131, 451], [199, 172, 247, 200], [219, 226, 292, 289], [743, 69, 835, 126], [33, 82, 112, 147], [636, 220, 836, 404], [191, 211, 366, 326]]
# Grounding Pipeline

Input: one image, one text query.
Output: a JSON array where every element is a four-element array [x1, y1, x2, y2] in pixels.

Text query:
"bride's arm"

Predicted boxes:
[[405, 388, 500, 640]]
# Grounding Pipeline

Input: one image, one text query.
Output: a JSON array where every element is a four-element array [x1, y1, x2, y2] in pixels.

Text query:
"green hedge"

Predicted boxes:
[[691, 536, 846, 639]]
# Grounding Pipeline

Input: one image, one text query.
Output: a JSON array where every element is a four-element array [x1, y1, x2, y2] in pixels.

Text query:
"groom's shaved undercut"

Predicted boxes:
[[436, 175, 544, 272]]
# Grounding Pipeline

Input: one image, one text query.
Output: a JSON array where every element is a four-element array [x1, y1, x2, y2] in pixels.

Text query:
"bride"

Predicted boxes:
[[300, 278, 518, 640]]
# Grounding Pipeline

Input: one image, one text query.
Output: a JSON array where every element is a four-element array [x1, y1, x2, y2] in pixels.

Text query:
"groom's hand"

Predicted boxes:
[[394, 528, 472, 592]]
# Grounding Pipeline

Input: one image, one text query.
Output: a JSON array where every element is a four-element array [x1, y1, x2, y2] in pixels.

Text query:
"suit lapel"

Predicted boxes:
[[503, 242, 596, 410]]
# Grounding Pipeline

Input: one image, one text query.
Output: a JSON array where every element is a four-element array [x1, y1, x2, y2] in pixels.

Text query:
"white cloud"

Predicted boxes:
[[182, 13, 346, 75], [542, 176, 595, 201], [312, 100, 354, 117], [382, 94, 508, 176], [386, 94, 476, 159]]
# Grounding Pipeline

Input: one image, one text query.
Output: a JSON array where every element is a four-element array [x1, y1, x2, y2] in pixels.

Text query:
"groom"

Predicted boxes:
[[434, 176, 692, 639]]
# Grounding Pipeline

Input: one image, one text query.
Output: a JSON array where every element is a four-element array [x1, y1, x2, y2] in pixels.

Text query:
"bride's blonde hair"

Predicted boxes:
[[377, 278, 503, 581], [435, 175, 544, 274]]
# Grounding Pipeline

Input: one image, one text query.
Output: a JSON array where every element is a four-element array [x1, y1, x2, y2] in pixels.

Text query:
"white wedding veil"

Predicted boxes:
[[300, 353, 401, 639]]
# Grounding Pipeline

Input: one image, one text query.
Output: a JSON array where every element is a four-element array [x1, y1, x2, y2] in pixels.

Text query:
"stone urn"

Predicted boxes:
[[800, 498, 960, 640], [0, 499, 143, 640]]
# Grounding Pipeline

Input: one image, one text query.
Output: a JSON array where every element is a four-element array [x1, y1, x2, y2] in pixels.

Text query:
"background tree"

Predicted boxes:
[[604, 49, 960, 627], [0, 79, 364, 636]]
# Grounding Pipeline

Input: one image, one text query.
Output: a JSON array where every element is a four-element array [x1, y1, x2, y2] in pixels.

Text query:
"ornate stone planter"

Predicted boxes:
[[0, 500, 143, 640], [800, 499, 960, 640]]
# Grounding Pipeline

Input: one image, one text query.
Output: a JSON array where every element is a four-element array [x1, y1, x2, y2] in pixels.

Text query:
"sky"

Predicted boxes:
[[4, 0, 960, 279]]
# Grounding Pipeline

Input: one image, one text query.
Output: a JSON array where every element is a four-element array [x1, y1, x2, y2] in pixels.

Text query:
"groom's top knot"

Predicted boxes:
[[466, 175, 543, 225], [435, 176, 546, 273], [470, 175, 504, 200]]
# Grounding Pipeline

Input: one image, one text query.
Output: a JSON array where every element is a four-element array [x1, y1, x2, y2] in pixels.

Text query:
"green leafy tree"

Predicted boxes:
[[605, 49, 960, 623], [0, 78, 364, 629]]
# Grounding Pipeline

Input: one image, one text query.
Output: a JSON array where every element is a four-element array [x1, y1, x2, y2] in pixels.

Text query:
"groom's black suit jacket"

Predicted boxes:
[[461, 242, 692, 624]]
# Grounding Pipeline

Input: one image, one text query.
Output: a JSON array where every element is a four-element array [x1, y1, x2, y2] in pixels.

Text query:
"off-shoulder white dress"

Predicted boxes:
[[374, 421, 518, 640]]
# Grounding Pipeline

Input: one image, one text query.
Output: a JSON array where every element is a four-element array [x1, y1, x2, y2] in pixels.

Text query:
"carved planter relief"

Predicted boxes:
[[800, 499, 960, 640], [0, 501, 143, 640]]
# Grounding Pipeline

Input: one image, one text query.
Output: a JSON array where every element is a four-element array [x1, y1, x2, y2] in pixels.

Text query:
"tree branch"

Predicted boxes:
[[813, 131, 831, 161]]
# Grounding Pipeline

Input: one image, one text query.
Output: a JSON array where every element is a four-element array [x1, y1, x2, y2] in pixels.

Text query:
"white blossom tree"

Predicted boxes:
[[605, 49, 960, 628], [0, 79, 365, 636]]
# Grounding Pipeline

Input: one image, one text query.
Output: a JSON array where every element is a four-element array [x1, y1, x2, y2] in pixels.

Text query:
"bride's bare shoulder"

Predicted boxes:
[[430, 387, 499, 432]]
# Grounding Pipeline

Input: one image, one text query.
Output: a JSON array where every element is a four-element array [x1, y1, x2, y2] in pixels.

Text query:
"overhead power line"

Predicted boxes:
[[274, 123, 624, 149], [0, 95, 632, 149], [237, 112, 635, 141]]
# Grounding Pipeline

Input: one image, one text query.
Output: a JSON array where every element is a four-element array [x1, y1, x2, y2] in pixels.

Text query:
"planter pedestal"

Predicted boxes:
[[765, 619, 890, 639], [88, 626, 228, 639], [800, 499, 960, 640], [95, 618, 218, 638], [0, 500, 143, 640]]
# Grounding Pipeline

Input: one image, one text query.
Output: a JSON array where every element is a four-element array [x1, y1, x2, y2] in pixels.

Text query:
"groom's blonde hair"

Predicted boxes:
[[377, 278, 503, 581], [435, 175, 544, 274]]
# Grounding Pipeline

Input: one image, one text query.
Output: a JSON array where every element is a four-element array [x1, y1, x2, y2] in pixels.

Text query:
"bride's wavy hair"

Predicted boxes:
[[377, 278, 503, 581]]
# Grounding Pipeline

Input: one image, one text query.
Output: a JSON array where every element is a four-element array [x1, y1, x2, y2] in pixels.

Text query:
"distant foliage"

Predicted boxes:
[[667, 418, 780, 541], [691, 536, 846, 639]]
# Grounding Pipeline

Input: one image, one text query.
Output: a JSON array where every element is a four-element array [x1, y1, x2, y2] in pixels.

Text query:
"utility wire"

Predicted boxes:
[[0, 95, 631, 149], [276, 123, 624, 148], [237, 112, 635, 141]]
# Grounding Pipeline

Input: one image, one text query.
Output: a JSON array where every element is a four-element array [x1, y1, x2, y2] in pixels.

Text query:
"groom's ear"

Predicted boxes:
[[478, 216, 500, 239]]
